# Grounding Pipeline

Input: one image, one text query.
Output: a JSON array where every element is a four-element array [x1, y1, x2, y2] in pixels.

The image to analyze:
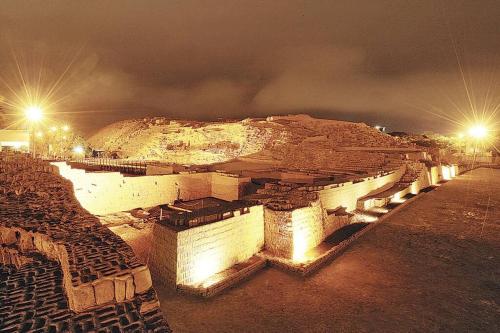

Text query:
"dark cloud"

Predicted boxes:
[[1, 0, 499, 135]]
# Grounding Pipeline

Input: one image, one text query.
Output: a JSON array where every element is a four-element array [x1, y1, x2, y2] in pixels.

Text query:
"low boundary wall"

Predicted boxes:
[[53, 162, 250, 215], [318, 166, 406, 212]]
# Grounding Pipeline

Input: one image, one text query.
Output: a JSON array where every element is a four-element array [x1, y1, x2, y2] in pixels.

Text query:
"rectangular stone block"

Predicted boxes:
[[114, 276, 127, 302], [0, 227, 17, 245], [69, 284, 96, 313], [93, 279, 115, 305], [125, 275, 135, 300], [132, 267, 153, 293]]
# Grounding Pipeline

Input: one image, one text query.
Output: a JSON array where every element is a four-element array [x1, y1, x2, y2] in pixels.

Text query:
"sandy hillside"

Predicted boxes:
[[88, 114, 407, 166]]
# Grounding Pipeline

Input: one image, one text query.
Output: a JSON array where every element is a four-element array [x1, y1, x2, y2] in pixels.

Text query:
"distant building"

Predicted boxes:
[[0, 129, 30, 151]]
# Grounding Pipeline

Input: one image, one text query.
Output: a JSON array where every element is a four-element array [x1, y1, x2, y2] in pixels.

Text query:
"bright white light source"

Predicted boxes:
[[50, 126, 57, 132], [192, 252, 218, 284], [25, 106, 43, 121], [73, 145, 84, 154], [62, 125, 70, 132], [468, 125, 487, 139]]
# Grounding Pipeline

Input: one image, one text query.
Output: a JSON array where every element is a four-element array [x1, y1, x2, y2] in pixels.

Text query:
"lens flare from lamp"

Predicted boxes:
[[25, 106, 43, 121], [468, 125, 487, 139]]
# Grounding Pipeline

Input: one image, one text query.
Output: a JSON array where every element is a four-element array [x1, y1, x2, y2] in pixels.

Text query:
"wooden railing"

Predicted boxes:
[[72, 158, 147, 175]]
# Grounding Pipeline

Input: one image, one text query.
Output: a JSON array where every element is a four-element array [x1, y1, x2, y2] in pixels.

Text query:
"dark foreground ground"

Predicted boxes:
[[157, 168, 500, 333]]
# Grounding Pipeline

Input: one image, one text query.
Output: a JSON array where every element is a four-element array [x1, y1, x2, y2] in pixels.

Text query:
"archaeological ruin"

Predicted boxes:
[[0, 114, 490, 332], [35, 138, 471, 296], [0, 153, 171, 332]]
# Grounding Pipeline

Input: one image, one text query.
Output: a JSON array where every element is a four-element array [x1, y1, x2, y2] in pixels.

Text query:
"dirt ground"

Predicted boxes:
[[153, 168, 499, 333]]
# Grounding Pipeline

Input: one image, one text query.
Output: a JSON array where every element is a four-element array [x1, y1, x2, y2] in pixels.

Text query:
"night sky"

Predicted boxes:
[[1, 0, 499, 135]]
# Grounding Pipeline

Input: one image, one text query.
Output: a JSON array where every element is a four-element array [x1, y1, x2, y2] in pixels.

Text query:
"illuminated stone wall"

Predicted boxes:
[[150, 205, 264, 287], [264, 200, 348, 260], [53, 162, 248, 215], [318, 165, 406, 212], [211, 172, 251, 201], [439, 164, 458, 181], [290, 201, 326, 261], [149, 224, 178, 288], [263, 208, 293, 257], [428, 166, 440, 185]]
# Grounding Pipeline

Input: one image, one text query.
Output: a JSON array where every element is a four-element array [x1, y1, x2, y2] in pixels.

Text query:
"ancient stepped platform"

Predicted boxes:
[[0, 153, 170, 332]]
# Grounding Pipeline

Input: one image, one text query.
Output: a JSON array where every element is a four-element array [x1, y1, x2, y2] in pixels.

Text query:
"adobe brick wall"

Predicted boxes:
[[264, 199, 350, 260], [289, 201, 325, 260], [150, 205, 264, 287], [264, 208, 294, 257], [318, 165, 406, 212], [149, 223, 178, 289], [54, 161, 212, 215], [211, 172, 251, 201], [54, 162, 248, 215]]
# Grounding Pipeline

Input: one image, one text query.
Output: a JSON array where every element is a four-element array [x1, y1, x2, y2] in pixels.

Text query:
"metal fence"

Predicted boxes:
[[72, 158, 147, 175]]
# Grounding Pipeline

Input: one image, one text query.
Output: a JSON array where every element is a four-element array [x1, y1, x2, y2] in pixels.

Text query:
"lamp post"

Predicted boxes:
[[24, 106, 43, 157]]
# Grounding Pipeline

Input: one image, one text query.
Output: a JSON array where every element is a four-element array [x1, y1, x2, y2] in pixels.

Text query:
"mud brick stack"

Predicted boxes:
[[0, 152, 170, 332], [0, 253, 167, 332]]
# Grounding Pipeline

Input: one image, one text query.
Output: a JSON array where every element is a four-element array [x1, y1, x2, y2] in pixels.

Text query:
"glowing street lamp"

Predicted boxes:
[[25, 105, 43, 122], [24, 105, 43, 157], [468, 125, 488, 139]]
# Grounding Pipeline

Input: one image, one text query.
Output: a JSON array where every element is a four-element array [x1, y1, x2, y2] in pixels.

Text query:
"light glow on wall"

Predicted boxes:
[[352, 212, 378, 223], [410, 182, 419, 195], [192, 252, 218, 284], [368, 207, 389, 214], [441, 166, 451, 180], [390, 192, 406, 204], [450, 166, 456, 178], [292, 227, 308, 262]]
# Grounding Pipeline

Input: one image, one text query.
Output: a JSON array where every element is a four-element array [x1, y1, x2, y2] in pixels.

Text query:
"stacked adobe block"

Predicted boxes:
[[0, 152, 170, 332]]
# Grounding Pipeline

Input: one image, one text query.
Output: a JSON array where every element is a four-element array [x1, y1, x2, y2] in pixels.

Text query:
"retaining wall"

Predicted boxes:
[[318, 165, 406, 212], [53, 162, 247, 215]]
